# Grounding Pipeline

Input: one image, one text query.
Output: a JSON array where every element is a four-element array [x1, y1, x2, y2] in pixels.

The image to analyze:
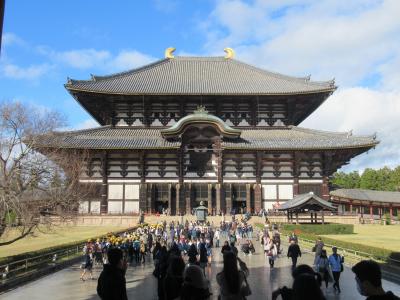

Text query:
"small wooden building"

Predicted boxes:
[[330, 189, 400, 220], [279, 192, 336, 224]]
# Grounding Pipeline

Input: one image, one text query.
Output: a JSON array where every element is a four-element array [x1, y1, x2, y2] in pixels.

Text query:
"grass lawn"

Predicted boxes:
[[0, 225, 127, 258], [322, 224, 400, 252]]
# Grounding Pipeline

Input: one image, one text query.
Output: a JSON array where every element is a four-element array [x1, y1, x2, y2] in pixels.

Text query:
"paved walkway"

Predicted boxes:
[[1, 242, 399, 300]]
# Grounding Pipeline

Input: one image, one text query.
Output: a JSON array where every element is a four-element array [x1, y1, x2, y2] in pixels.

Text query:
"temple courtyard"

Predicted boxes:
[[1, 240, 399, 300]]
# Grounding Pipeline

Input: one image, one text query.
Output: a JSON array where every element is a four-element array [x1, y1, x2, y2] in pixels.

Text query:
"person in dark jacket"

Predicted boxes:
[[97, 248, 128, 300], [287, 240, 302, 270], [163, 255, 185, 300], [221, 241, 231, 254], [352, 260, 399, 300]]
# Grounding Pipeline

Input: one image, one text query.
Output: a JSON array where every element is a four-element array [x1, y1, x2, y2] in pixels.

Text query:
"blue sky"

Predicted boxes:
[[1, 0, 400, 172]]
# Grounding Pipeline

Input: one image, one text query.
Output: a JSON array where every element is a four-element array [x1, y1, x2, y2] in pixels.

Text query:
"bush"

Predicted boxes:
[[281, 224, 354, 235], [0, 226, 138, 265]]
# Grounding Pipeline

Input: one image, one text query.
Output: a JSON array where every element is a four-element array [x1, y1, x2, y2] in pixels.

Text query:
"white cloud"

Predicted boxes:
[[54, 49, 111, 69], [2, 33, 27, 47], [301, 87, 400, 172], [204, 0, 400, 88], [202, 0, 400, 171], [39, 47, 155, 73], [108, 50, 156, 71], [0, 63, 52, 80], [73, 119, 99, 130]]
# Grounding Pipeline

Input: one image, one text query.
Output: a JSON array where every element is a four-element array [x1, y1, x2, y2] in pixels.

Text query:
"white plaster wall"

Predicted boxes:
[[108, 184, 124, 199], [262, 185, 277, 200], [108, 201, 123, 214], [278, 185, 293, 200], [90, 201, 100, 213], [125, 184, 140, 200], [79, 201, 89, 213], [125, 201, 140, 213]]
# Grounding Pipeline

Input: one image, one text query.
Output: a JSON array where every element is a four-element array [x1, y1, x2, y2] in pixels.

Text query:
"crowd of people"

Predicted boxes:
[[83, 218, 398, 300]]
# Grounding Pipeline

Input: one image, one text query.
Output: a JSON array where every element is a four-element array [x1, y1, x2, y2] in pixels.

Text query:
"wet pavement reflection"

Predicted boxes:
[[1, 241, 399, 300]]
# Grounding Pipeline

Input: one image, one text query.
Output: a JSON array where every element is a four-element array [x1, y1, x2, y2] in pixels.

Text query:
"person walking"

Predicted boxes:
[[328, 247, 344, 293], [315, 249, 331, 289], [287, 240, 301, 270], [313, 237, 324, 266], [97, 248, 128, 300], [266, 239, 278, 268], [216, 251, 251, 300], [214, 229, 220, 248], [80, 249, 93, 281]]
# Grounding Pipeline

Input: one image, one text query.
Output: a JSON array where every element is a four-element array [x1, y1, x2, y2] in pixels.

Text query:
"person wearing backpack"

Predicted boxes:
[[328, 247, 344, 293], [315, 249, 331, 289]]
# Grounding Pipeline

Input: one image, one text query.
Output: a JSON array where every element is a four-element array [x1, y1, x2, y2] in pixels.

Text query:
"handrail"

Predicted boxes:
[[0, 244, 84, 280]]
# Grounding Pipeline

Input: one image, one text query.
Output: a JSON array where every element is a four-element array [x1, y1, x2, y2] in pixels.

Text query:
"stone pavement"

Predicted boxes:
[[1, 242, 399, 300]]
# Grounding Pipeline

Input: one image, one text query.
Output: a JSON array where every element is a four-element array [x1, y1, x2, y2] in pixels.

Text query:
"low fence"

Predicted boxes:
[[0, 226, 139, 292], [0, 244, 84, 291]]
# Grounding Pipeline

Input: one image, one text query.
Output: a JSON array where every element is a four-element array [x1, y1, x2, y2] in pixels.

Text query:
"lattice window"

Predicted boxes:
[[232, 184, 247, 201], [193, 184, 208, 200], [155, 184, 169, 201]]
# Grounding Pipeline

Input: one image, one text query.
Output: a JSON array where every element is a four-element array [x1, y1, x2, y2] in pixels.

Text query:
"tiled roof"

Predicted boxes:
[[279, 192, 336, 211], [34, 126, 378, 151], [65, 56, 336, 95], [330, 189, 400, 204]]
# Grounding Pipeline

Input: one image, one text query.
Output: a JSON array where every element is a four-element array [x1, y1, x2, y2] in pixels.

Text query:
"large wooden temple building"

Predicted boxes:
[[36, 48, 378, 215]]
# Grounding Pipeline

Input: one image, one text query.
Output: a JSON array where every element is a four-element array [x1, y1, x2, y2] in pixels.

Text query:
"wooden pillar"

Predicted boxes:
[[255, 151, 263, 214], [389, 204, 393, 219], [185, 183, 192, 215], [216, 184, 222, 214], [246, 184, 251, 213], [176, 184, 181, 215], [226, 184, 232, 215], [360, 204, 364, 217], [315, 212, 318, 224], [139, 183, 147, 213], [100, 152, 108, 214], [379, 206, 383, 220], [254, 184, 262, 213], [168, 183, 172, 215], [296, 212, 299, 224], [321, 210, 325, 225], [322, 176, 329, 200], [215, 137, 224, 214], [207, 184, 212, 215], [370, 202, 373, 220], [310, 212, 313, 224], [349, 200, 353, 214], [148, 183, 155, 214], [293, 177, 299, 197]]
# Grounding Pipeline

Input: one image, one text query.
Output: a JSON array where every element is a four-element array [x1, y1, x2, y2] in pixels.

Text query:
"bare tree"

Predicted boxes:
[[0, 101, 91, 246]]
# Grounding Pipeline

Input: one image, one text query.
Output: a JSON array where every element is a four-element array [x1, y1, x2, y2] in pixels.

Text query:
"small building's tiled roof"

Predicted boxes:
[[65, 56, 336, 95], [279, 192, 336, 211], [34, 126, 378, 151], [330, 189, 400, 204]]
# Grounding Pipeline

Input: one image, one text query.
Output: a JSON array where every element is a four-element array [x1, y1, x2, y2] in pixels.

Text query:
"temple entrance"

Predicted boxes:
[[232, 184, 247, 214], [191, 184, 209, 207], [154, 184, 174, 214]]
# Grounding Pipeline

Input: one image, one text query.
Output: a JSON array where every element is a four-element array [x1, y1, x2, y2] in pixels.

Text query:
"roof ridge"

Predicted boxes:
[[293, 126, 377, 139], [229, 59, 335, 88]]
